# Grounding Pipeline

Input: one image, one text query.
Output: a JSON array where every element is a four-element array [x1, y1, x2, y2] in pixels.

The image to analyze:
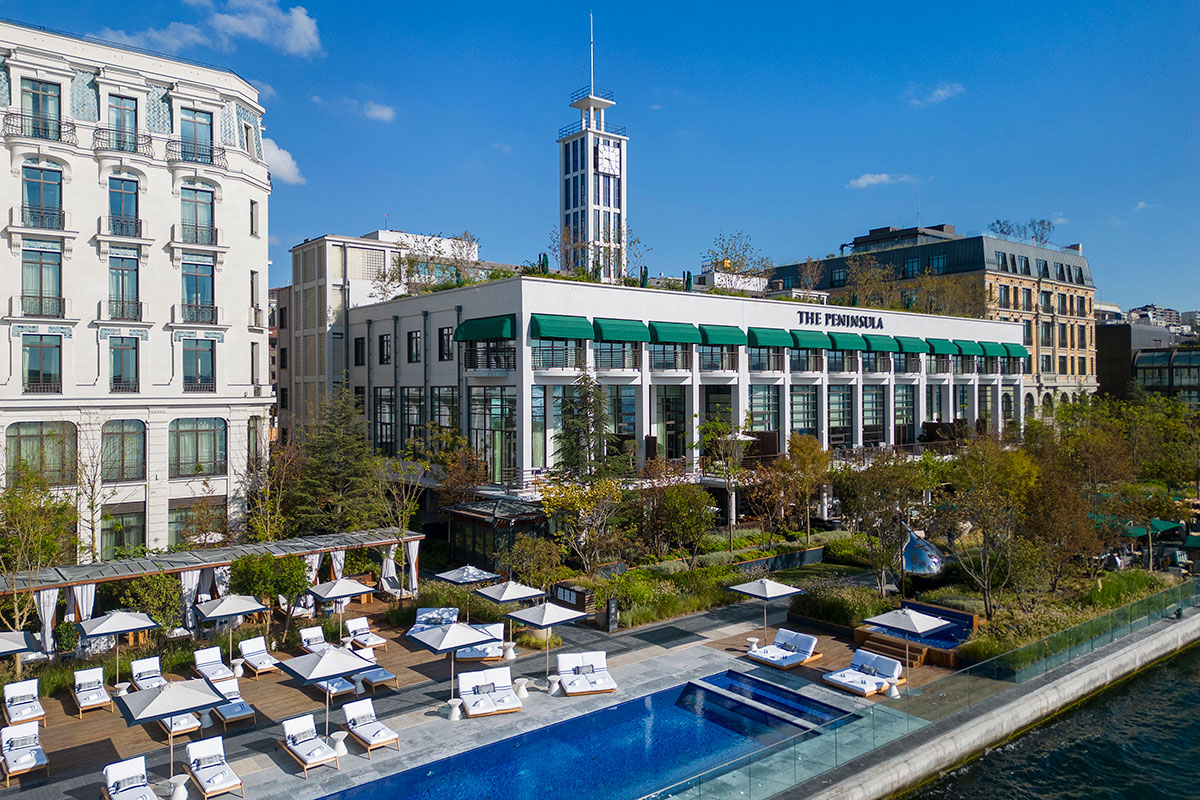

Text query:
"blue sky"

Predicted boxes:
[[7, 1, 1198, 308]]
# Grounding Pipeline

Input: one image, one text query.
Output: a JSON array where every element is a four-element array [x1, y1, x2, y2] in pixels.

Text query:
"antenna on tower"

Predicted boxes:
[[589, 12, 594, 96], [916, 194, 920, 228]]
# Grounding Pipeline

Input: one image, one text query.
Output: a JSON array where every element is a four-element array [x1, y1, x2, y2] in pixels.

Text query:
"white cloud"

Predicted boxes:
[[1134, 200, 1153, 212], [491, 142, 512, 155], [650, 103, 663, 111], [268, 234, 281, 245], [95, 0, 321, 57], [248, 77, 276, 100], [262, 137, 305, 184], [908, 81, 965, 107], [362, 101, 396, 122], [846, 173, 917, 189], [1051, 212, 1070, 224]]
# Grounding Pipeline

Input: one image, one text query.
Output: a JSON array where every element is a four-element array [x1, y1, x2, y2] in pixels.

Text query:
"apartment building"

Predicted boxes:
[[0, 21, 272, 557], [771, 224, 1098, 415]]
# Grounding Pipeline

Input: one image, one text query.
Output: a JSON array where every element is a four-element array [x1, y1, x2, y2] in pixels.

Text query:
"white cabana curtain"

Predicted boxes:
[[214, 565, 231, 596], [303, 554, 321, 609], [65, 591, 75, 623], [330, 550, 347, 611], [197, 568, 216, 601], [404, 539, 420, 594], [35, 588, 58, 653], [180, 569, 201, 629], [380, 544, 397, 582], [73, 584, 96, 621]]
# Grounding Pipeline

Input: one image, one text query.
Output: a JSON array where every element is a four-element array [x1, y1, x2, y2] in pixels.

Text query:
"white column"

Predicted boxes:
[[852, 370, 864, 448], [638, 343, 651, 466], [687, 345, 700, 471], [884, 379, 896, 447]]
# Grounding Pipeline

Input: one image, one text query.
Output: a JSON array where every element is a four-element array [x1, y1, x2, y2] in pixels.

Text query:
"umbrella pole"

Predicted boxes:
[[169, 730, 175, 779], [115, 642, 119, 687], [450, 653, 456, 702], [763, 601, 768, 638], [325, 691, 330, 739], [545, 626, 551, 686]]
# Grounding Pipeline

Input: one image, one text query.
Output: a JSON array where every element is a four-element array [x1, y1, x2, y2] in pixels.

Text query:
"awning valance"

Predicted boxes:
[[954, 340, 984, 356], [1003, 343, 1030, 358], [530, 313, 594, 340], [699, 324, 748, 346], [827, 332, 868, 351], [895, 336, 930, 354], [791, 330, 832, 350], [863, 334, 900, 352], [747, 327, 793, 348], [453, 314, 516, 341], [979, 341, 1008, 357], [927, 338, 958, 355], [649, 321, 701, 344], [592, 318, 650, 343]]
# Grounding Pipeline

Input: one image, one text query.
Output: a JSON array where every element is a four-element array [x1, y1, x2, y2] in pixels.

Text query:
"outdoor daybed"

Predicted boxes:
[[746, 629, 822, 670], [185, 736, 244, 799], [556, 651, 618, 695], [279, 715, 339, 778], [822, 649, 905, 697], [341, 698, 399, 759], [458, 666, 522, 717]]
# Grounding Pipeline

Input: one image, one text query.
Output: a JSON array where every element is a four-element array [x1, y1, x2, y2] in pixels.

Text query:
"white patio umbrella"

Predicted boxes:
[[728, 578, 803, 637], [78, 611, 159, 686], [473, 581, 547, 643], [194, 594, 269, 657], [435, 565, 500, 585], [116, 679, 225, 778], [503, 602, 585, 684], [277, 648, 375, 737], [0, 632, 38, 659], [307, 578, 376, 626], [864, 608, 955, 672], [406, 623, 501, 701]]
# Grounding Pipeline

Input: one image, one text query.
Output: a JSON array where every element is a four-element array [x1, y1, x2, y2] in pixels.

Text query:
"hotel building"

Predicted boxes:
[[0, 21, 272, 557]]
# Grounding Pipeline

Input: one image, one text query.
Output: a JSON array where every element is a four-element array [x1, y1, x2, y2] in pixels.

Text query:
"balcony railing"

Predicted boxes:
[[107, 299, 142, 321], [183, 377, 216, 393], [108, 214, 142, 237], [955, 356, 977, 375], [557, 118, 628, 138], [897, 354, 922, 374], [110, 376, 138, 393], [980, 357, 1000, 374], [531, 345, 585, 370], [178, 303, 219, 324], [649, 349, 692, 371], [698, 349, 738, 372], [748, 350, 785, 372], [4, 112, 75, 144], [21, 294, 65, 318], [23, 375, 61, 394], [827, 353, 859, 373], [92, 127, 153, 157], [594, 346, 640, 370], [861, 353, 892, 373], [21, 205, 64, 230], [249, 306, 264, 327], [789, 351, 823, 372], [929, 356, 953, 374], [462, 344, 516, 371], [167, 139, 227, 168], [179, 223, 218, 245]]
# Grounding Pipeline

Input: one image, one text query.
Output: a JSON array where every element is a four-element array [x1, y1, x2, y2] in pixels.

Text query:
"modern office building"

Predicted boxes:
[[342, 277, 1026, 494], [1096, 322, 1195, 401], [770, 224, 1098, 415], [0, 21, 272, 558], [1128, 304, 1181, 327]]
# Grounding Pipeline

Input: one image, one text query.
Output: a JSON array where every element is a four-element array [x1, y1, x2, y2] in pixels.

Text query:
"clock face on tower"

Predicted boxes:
[[597, 143, 620, 176]]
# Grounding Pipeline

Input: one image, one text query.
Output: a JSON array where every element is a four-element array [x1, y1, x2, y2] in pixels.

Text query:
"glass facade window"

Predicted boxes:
[[469, 386, 516, 483], [956, 385, 973, 421], [108, 177, 139, 235], [653, 385, 686, 460], [830, 267, 847, 287], [6, 421, 76, 484], [400, 387, 425, 449], [109, 255, 139, 320], [378, 333, 392, 364], [353, 336, 365, 366], [748, 385, 779, 432], [21, 166, 62, 229], [168, 501, 226, 549], [22, 334, 61, 393], [894, 384, 916, 444], [182, 338, 215, 392], [248, 416, 261, 470], [531, 338, 584, 369], [101, 509, 145, 561], [531, 385, 546, 469], [789, 349, 821, 372], [926, 384, 945, 422], [169, 418, 226, 477], [827, 386, 853, 449], [862, 385, 885, 446], [432, 386, 459, 430], [407, 330, 422, 363], [608, 385, 637, 437], [19, 79, 61, 139], [110, 336, 139, 392], [790, 385, 818, 436], [21, 248, 62, 317], [373, 387, 395, 456], [902, 257, 920, 278], [180, 108, 214, 162], [438, 327, 454, 361], [649, 343, 689, 371], [698, 345, 737, 371], [827, 350, 857, 372], [747, 347, 782, 372], [930, 254, 947, 273], [102, 420, 146, 482], [181, 260, 215, 322], [594, 341, 639, 370], [180, 186, 214, 244], [1022, 288, 1033, 310]]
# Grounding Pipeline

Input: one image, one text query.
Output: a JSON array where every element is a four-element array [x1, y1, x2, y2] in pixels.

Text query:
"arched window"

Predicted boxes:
[[1001, 393, 1014, 421], [1042, 394, 1054, 415], [1024, 393, 1036, 418], [168, 418, 226, 478], [101, 420, 146, 482], [6, 421, 77, 485]]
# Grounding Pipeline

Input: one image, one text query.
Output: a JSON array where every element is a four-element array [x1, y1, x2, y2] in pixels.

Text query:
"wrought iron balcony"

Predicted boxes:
[[4, 112, 75, 144], [108, 214, 142, 237], [462, 344, 516, 371], [167, 139, 227, 168], [23, 375, 61, 394], [110, 376, 139, 393], [107, 299, 142, 321], [92, 127, 153, 157], [21, 294, 65, 319], [183, 377, 216, 393], [21, 205, 64, 230], [178, 303, 219, 324], [179, 223, 218, 245]]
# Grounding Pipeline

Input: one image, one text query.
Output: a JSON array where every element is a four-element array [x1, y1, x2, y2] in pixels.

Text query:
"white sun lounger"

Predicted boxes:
[[747, 629, 823, 670], [278, 594, 313, 620], [279, 715, 339, 778], [2, 680, 44, 727], [350, 648, 397, 694], [458, 666, 521, 717], [159, 712, 201, 737], [194, 647, 235, 683], [1, 721, 47, 786], [237, 636, 280, 679], [822, 649, 905, 697], [556, 651, 618, 696], [341, 698, 399, 759], [299, 626, 333, 655], [211, 678, 255, 732], [457, 623, 505, 661], [345, 617, 387, 650], [130, 657, 166, 691], [72, 667, 113, 718], [102, 756, 155, 800], [186, 736, 243, 799], [408, 607, 457, 636]]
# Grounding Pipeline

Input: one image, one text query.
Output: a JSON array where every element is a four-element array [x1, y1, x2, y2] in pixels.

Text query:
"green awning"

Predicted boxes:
[[530, 313, 594, 340], [954, 340, 984, 356], [649, 321, 701, 344], [979, 341, 1008, 357], [927, 338, 958, 355], [863, 334, 900, 352], [1184, 535, 1200, 549], [699, 324, 747, 346], [827, 332, 868, 351], [747, 327, 793, 348], [1003, 343, 1030, 358], [791, 330, 832, 350], [895, 336, 930, 354], [593, 318, 650, 343], [453, 314, 516, 341]]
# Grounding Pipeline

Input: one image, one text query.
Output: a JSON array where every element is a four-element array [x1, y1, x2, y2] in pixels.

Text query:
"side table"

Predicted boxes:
[[330, 730, 349, 757], [502, 641, 517, 661], [513, 677, 530, 699], [169, 773, 190, 800], [546, 675, 562, 697], [446, 698, 463, 721]]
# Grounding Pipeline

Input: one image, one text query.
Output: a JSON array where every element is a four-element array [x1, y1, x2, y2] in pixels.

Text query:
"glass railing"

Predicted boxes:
[[648, 578, 1200, 799]]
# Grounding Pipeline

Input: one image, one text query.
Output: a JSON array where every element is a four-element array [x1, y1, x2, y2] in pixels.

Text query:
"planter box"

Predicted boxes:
[[730, 546, 825, 575], [551, 582, 597, 615]]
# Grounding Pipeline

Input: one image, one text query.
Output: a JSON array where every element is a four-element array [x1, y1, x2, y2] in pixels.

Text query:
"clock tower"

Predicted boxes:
[[557, 84, 628, 283]]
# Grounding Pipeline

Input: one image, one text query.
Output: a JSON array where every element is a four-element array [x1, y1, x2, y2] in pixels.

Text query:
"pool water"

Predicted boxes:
[[320, 684, 808, 800], [700, 671, 858, 729]]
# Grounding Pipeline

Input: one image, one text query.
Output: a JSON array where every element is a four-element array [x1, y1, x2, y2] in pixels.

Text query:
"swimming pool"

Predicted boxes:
[[700, 671, 858, 729], [320, 684, 808, 800]]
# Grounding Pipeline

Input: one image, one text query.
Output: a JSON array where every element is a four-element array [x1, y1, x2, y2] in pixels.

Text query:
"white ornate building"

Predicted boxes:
[[0, 20, 273, 558]]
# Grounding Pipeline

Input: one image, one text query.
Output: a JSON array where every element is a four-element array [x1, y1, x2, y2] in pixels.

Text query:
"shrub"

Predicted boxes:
[[1084, 570, 1174, 609], [344, 547, 377, 578], [54, 620, 78, 651], [788, 580, 891, 627], [919, 588, 986, 617], [515, 631, 561, 650], [696, 551, 734, 568], [643, 561, 686, 576], [422, 539, 452, 569], [821, 535, 872, 568]]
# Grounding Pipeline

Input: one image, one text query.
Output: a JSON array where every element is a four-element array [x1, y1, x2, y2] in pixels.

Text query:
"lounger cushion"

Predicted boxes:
[[353, 631, 386, 647], [244, 652, 278, 670], [3, 746, 44, 774], [192, 755, 223, 770], [6, 701, 42, 720], [348, 714, 373, 728], [5, 695, 33, 708], [77, 679, 102, 692], [464, 694, 497, 715], [112, 775, 147, 793], [473, 682, 495, 695], [351, 721, 396, 744], [215, 701, 253, 721], [288, 739, 335, 765], [317, 677, 353, 696], [286, 730, 316, 748], [162, 714, 199, 734], [76, 687, 110, 706], [357, 667, 395, 686], [192, 762, 239, 792], [823, 668, 888, 695]]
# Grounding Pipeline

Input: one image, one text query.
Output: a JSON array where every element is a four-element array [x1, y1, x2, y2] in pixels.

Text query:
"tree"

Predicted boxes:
[[1027, 219, 1055, 246], [627, 458, 687, 559], [0, 469, 77, 671], [230, 553, 310, 642], [287, 387, 387, 535], [553, 372, 631, 479], [376, 455, 428, 533], [787, 433, 829, 544], [745, 459, 792, 548], [945, 437, 1038, 618], [843, 253, 900, 309], [696, 411, 750, 552], [74, 415, 118, 562], [1112, 487, 1187, 571], [703, 231, 773, 277], [175, 479, 230, 550], [794, 257, 825, 294], [503, 534, 566, 590], [244, 437, 304, 543], [662, 483, 717, 567], [119, 573, 183, 646], [418, 425, 487, 509], [1023, 447, 1104, 588], [539, 477, 625, 574]]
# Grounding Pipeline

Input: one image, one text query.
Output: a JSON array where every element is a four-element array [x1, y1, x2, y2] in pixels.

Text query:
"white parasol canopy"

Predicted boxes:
[[504, 602, 586, 683], [407, 622, 501, 701], [78, 611, 160, 685], [278, 648, 375, 736], [194, 594, 269, 655], [435, 565, 499, 585], [728, 578, 803, 636], [116, 679, 225, 778]]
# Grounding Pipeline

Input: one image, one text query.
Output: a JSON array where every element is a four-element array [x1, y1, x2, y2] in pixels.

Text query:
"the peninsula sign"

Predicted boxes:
[[797, 310, 885, 330]]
